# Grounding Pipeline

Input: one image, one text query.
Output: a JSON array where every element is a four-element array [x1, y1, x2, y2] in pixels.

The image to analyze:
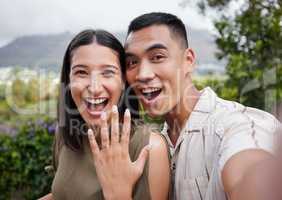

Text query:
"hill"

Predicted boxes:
[[0, 29, 224, 74]]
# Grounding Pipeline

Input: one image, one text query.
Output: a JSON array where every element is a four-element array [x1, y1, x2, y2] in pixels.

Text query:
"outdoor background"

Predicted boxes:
[[0, 0, 281, 199]]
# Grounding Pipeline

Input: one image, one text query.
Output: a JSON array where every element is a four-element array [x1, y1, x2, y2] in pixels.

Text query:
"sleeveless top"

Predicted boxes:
[[51, 125, 151, 200]]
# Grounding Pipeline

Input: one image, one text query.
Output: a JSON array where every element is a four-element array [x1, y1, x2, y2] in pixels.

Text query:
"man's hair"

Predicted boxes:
[[127, 12, 188, 48]]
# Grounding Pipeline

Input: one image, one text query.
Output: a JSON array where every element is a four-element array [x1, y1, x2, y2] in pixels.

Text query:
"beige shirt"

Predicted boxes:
[[161, 87, 279, 200]]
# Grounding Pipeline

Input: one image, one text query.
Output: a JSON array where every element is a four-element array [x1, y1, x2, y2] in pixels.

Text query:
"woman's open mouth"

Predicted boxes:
[[84, 97, 109, 117]]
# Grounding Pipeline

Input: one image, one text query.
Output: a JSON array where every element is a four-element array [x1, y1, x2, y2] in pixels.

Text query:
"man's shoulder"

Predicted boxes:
[[213, 95, 275, 120], [198, 87, 246, 114], [209, 95, 279, 133], [213, 95, 245, 113], [191, 87, 278, 135]]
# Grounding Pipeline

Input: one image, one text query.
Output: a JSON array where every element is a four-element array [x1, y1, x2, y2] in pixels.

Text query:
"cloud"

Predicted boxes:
[[0, 0, 214, 46]]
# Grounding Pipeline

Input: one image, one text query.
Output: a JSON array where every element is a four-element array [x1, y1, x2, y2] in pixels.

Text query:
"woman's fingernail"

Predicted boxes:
[[112, 105, 118, 113], [125, 109, 130, 116], [101, 112, 106, 120], [88, 129, 93, 136]]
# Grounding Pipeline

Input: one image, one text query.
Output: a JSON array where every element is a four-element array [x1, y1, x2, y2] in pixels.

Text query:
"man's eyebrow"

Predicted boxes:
[[125, 43, 168, 58], [125, 52, 136, 58], [145, 43, 168, 52]]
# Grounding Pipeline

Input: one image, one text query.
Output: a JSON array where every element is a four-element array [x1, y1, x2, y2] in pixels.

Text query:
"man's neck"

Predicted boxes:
[[165, 85, 201, 146]]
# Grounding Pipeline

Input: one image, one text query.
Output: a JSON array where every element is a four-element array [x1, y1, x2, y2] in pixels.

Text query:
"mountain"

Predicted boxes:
[[0, 29, 224, 74], [0, 32, 73, 71]]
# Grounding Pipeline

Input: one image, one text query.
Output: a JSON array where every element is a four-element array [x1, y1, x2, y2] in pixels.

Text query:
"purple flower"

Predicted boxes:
[[47, 124, 56, 134]]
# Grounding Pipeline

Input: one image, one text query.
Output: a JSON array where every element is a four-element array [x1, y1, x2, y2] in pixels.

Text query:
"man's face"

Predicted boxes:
[[125, 25, 194, 117]]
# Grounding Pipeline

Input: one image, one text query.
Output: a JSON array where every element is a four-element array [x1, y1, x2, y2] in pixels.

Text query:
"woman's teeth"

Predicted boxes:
[[86, 98, 107, 105], [85, 98, 108, 113]]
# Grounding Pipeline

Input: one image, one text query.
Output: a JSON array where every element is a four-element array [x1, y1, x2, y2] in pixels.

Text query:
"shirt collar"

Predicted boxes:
[[161, 87, 217, 147]]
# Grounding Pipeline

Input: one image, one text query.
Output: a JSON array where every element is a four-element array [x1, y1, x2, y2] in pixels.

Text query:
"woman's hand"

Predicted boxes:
[[87, 105, 150, 200]]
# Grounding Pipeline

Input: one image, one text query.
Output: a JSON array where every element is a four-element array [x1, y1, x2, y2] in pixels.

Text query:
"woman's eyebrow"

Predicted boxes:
[[103, 65, 119, 70], [71, 64, 88, 70]]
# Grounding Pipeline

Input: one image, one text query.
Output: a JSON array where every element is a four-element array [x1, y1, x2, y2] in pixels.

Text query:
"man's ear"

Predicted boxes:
[[121, 81, 125, 91], [183, 48, 196, 75]]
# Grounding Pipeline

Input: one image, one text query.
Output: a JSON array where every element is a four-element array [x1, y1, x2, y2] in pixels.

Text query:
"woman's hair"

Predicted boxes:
[[58, 29, 139, 151]]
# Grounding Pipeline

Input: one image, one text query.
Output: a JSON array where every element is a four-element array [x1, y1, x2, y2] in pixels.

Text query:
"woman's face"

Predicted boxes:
[[69, 43, 124, 127]]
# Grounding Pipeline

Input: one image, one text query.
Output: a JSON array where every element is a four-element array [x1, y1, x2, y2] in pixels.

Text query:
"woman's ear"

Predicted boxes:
[[183, 48, 196, 75]]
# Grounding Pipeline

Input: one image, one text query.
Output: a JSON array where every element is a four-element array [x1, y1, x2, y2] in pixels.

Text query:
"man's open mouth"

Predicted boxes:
[[141, 87, 162, 101]]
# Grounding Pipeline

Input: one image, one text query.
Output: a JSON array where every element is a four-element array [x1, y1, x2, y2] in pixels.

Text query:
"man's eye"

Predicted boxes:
[[126, 59, 138, 68], [151, 54, 165, 62]]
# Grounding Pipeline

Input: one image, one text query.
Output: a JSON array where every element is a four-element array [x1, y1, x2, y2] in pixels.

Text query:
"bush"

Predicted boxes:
[[194, 76, 238, 101], [0, 118, 56, 200]]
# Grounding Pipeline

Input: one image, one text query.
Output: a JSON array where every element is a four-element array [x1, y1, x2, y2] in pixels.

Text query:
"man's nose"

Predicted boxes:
[[136, 62, 155, 83]]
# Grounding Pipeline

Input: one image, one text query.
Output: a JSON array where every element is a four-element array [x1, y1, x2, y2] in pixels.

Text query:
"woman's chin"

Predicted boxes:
[[81, 104, 113, 127], [86, 117, 102, 127], [79, 111, 101, 128]]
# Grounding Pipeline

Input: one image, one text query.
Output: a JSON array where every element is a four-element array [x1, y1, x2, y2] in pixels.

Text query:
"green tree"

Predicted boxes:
[[25, 78, 40, 103], [182, 0, 282, 110], [11, 78, 27, 107], [0, 84, 5, 101]]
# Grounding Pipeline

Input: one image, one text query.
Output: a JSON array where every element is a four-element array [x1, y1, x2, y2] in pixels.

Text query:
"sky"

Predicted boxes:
[[0, 0, 215, 47]]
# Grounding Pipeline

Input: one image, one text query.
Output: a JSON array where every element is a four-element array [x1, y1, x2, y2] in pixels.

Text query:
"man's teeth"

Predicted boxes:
[[86, 98, 107, 105], [141, 88, 161, 94]]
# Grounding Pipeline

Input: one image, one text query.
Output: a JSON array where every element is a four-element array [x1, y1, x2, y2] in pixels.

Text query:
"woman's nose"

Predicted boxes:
[[87, 73, 103, 96]]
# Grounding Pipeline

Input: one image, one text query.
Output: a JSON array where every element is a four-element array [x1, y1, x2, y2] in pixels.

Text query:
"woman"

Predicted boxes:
[[40, 29, 170, 200]]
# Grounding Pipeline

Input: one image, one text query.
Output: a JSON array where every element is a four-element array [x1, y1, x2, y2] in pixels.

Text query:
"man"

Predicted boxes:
[[87, 12, 280, 200], [123, 12, 279, 199]]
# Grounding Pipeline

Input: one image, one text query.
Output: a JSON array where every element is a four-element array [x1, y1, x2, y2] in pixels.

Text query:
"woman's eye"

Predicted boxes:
[[102, 70, 115, 77], [74, 70, 88, 76]]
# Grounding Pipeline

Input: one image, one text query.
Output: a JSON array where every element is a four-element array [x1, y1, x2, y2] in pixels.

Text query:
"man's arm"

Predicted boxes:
[[38, 193, 53, 200], [222, 149, 273, 200]]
